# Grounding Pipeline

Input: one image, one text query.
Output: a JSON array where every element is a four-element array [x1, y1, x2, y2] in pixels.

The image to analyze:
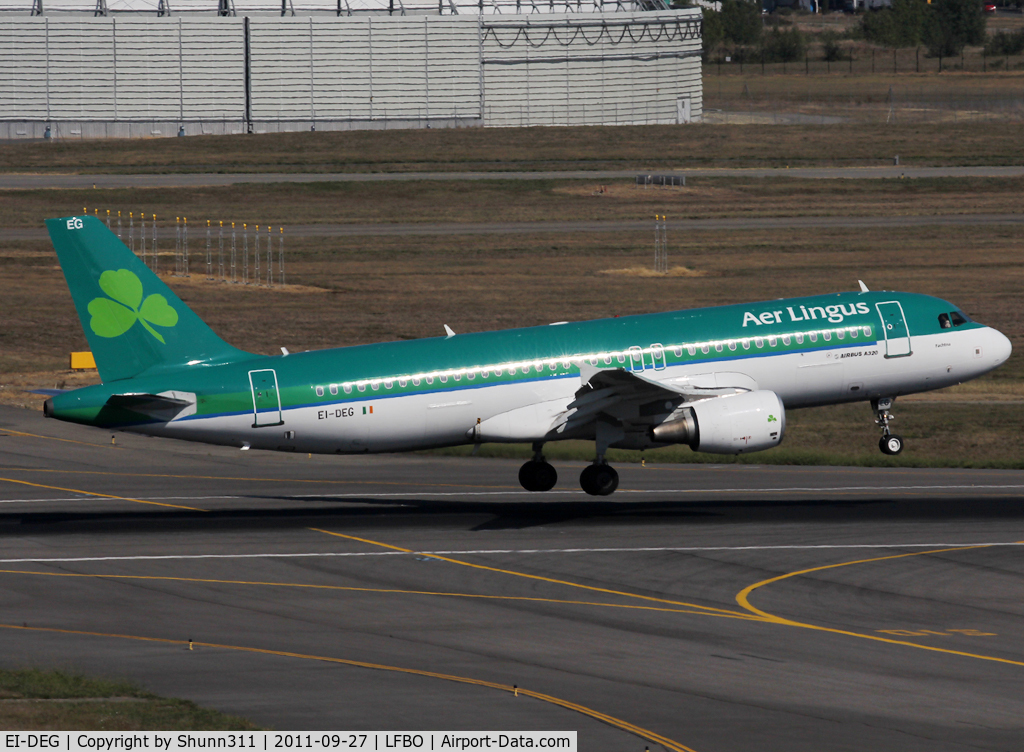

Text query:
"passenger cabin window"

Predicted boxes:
[[329, 384, 338, 396], [398, 379, 407, 388], [768, 336, 777, 347], [315, 386, 324, 397], [344, 384, 353, 394], [687, 345, 696, 356], [358, 383, 366, 392], [754, 338, 764, 348], [467, 371, 475, 380], [413, 378, 421, 386], [795, 334, 804, 345], [742, 339, 750, 349], [384, 380, 393, 389], [701, 344, 710, 354], [862, 326, 872, 337], [425, 376, 434, 385], [951, 311, 969, 327], [672, 346, 682, 357], [837, 330, 845, 340], [809, 332, 818, 342], [782, 335, 791, 346], [439, 374, 448, 383], [823, 331, 832, 341], [728, 341, 737, 351], [371, 381, 380, 391], [715, 343, 724, 352], [603, 355, 612, 365], [850, 328, 858, 338]]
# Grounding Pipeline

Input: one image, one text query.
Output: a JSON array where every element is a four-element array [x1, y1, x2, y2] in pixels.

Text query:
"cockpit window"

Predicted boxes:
[[938, 313, 952, 329], [950, 311, 970, 327]]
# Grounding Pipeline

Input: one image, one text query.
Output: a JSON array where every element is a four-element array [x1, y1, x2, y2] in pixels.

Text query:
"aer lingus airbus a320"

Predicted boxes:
[[42, 216, 1012, 496]]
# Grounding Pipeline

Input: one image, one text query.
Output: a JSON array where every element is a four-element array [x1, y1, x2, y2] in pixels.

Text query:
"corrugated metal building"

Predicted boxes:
[[0, 9, 702, 138]]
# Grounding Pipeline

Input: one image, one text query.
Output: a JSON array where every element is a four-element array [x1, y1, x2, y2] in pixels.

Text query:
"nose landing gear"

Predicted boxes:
[[874, 397, 904, 455], [518, 443, 558, 492]]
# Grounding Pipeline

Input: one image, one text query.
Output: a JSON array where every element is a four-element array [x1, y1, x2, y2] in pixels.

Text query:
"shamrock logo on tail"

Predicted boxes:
[[88, 269, 178, 344]]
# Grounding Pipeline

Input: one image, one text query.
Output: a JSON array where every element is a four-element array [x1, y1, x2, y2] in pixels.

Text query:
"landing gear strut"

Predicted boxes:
[[874, 397, 904, 455], [519, 443, 558, 492], [580, 460, 619, 496]]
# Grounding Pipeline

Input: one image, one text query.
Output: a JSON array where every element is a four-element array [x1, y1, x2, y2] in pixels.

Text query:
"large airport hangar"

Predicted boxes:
[[0, 0, 702, 138]]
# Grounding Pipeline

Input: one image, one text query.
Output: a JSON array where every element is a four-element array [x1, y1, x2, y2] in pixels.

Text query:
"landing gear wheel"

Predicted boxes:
[[518, 460, 557, 492], [580, 463, 619, 496], [879, 434, 904, 455]]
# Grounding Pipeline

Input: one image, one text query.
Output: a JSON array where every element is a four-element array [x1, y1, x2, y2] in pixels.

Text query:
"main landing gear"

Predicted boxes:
[[517, 443, 620, 495], [519, 443, 558, 492], [874, 397, 904, 455], [580, 460, 619, 496]]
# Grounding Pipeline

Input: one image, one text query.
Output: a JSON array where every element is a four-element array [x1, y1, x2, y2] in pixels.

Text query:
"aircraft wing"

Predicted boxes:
[[551, 365, 750, 437]]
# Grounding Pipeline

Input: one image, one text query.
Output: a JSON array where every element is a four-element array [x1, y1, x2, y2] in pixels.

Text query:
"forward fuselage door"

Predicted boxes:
[[875, 302, 912, 358], [249, 369, 284, 427]]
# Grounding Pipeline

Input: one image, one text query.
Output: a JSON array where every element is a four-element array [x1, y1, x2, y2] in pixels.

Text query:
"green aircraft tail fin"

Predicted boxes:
[[46, 215, 255, 383]]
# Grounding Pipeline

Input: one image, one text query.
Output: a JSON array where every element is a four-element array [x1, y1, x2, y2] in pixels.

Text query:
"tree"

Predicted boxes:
[[861, 0, 929, 48], [721, 0, 763, 46], [702, 7, 725, 57], [925, 0, 985, 56]]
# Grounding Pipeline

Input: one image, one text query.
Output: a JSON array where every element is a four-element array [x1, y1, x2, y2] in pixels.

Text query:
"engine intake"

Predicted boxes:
[[650, 390, 785, 455]]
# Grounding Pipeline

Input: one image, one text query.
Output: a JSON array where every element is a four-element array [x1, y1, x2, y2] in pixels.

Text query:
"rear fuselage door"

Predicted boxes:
[[875, 301, 912, 358], [249, 369, 284, 427]]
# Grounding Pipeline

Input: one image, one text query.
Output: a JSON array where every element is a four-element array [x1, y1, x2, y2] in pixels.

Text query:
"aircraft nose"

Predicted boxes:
[[989, 328, 1012, 366]]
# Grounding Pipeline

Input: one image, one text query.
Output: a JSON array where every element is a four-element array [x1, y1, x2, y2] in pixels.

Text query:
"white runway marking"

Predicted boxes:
[[1, 542, 1022, 564], [294, 484, 1024, 498], [2, 485, 1023, 505]]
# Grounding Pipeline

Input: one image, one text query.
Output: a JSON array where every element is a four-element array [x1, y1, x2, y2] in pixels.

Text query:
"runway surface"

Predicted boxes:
[[3, 164, 1024, 190], [1, 405, 1022, 750], [4, 213, 1023, 243]]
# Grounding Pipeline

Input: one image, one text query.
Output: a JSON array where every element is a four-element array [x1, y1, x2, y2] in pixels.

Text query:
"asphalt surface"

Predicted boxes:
[[1, 404, 1022, 750], [4, 213, 1023, 242], [2, 165, 1024, 190]]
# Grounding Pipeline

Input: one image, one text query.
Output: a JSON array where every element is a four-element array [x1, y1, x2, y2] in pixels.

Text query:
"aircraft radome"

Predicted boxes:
[[41, 216, 1012, 496]]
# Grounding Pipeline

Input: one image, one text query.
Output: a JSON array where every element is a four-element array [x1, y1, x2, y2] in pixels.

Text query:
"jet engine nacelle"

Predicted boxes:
[[651, 390, 785, 455]]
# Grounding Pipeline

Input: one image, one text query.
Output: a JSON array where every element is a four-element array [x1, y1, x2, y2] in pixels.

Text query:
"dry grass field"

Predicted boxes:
[[2, 120, 1024, 174], [2, 118, 1021, 467], [4, 176, 1024, 229], [2, 213, 1020, 467]]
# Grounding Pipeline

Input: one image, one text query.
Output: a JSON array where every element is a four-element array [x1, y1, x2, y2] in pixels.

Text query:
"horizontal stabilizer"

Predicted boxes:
[[105, 391, 196, 422]]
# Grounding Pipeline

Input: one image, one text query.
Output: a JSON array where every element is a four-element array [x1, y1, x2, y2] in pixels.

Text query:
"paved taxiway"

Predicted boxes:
[[3, 165, 1024, 190], [1, 405, 1022, 751]]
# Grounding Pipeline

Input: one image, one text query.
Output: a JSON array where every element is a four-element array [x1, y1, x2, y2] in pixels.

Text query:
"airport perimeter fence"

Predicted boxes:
[[85, 208, 286, 287], [0, 10, 703, 138]]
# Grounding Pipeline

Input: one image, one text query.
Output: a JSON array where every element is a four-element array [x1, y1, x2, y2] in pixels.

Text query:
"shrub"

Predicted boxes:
[[763, 26, 807, 62], [985, 28, 1024, 56], [821, 30, 844, 61]]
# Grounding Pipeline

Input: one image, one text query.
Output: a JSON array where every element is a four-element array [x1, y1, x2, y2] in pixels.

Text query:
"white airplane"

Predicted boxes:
[[43, 216, 1012, 495]]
